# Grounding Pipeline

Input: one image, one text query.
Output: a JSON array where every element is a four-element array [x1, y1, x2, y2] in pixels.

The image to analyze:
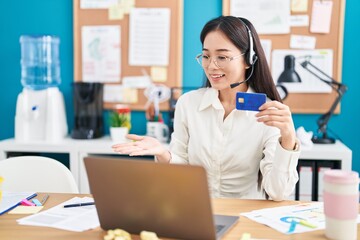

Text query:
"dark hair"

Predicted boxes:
[[200, 16, 281, 102]]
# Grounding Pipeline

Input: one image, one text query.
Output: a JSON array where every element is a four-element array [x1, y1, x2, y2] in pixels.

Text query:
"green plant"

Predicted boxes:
[[109, 108, 131, 130]]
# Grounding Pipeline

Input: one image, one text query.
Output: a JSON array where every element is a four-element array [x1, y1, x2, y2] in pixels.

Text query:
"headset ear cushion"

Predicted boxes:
[[251, 54, 258, 65], [245, 51, 257, 66]]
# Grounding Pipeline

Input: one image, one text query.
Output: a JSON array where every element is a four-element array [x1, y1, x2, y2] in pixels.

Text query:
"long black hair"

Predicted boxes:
[[200, 16, 282, 103]]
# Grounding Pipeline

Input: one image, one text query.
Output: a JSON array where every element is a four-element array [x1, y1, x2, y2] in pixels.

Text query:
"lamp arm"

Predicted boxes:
[[300, 59, 348, 139], [300, 60, 341, 88], [316, 84, 347, 135]]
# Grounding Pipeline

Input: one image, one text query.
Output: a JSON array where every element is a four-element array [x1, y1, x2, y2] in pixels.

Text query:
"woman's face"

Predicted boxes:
[[202, 30, 248, 90]]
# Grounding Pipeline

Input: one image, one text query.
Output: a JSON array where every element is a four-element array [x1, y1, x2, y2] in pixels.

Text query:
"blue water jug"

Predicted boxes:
[[20, 35, 61, 90]]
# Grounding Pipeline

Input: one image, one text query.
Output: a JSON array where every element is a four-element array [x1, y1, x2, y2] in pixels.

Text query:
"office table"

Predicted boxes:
[[1, 193, 358, 240]]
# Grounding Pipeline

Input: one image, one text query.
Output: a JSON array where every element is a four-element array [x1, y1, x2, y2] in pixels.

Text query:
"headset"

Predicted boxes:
[[230, 18, 258, 88]]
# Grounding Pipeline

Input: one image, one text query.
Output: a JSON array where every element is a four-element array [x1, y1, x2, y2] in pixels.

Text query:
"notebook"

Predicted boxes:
[[84, 156, 239, 240], [0, 192, 37, 215]]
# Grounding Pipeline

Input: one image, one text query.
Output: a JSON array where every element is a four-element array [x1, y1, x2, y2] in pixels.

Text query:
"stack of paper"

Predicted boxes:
[[17, 197, 100, 232], [0, 192, 37, 215]]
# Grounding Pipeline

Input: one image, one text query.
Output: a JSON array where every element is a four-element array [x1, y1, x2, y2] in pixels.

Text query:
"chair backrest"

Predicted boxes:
[[0, 156, 79, 193]]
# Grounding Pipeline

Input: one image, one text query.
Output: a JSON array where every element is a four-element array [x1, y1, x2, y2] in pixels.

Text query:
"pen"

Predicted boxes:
[[41, 194, 49, 205], [63, 202, 95, 208]]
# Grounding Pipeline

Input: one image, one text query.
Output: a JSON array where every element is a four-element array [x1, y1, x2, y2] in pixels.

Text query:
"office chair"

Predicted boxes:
[[0, 156, 79, 193]]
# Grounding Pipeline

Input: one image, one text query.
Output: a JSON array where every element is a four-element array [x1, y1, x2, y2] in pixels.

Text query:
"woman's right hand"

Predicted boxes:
[[112, 134, 170, 162]]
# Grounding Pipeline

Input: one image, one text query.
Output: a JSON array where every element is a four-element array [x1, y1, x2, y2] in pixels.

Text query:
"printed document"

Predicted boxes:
[[82, 25, 121, 82], [241, 202, 360, 234], [230, 0, 290, 34], [17, 197, 99, 232], [129, 8, 170, 66]]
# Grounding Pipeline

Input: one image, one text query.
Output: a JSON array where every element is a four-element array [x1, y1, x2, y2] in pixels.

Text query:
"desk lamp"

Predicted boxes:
[[277, 55, 348, 144]]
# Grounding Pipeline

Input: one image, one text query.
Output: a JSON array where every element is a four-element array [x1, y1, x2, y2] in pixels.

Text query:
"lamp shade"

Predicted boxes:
[[277, 55, 301, 83]]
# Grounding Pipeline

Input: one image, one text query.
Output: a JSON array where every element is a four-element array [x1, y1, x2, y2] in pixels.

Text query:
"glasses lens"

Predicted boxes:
[[218, 56, 232, 68], [196, 54, 215, 68]]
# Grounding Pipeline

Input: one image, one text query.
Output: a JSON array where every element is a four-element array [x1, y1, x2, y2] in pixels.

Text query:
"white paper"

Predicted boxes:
[[241, 202, 324, 234], [290, 35, 316, 49], [310, 0, 333, 33], [82, 25, 121, 82], [122, 76, 152, 88], [230, 0, 290, 34], [103, 84, 138, 103], [241, 202, 360, 234], [272, 49, 333, 93], [129, 8, 170, 66], [80, 0, 118, 9], [260, 39, 272, 66], [290, 15, 309, 27], [0, 192, 36, 215], [17, 197, 99, 232]]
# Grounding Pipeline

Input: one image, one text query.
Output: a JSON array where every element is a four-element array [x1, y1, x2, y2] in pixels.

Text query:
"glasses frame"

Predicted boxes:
[[195, 52, 245, 69]]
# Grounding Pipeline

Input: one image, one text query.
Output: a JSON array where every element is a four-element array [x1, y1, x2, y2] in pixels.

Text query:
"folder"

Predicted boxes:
[[0, 192, 37, 215]]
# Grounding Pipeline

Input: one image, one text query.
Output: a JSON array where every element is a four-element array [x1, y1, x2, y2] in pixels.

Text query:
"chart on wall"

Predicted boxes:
[[74, 0, 183, 111]]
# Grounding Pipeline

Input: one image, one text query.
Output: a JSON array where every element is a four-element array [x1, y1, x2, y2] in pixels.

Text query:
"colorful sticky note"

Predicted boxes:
[[8, 206, 43, 214], [291, 0, 308, 12], [119, 0, 135, 14], [151, 66, 167, 82], [21, 199, 35, 206], [122, 88, 138, 103], [108, 4, 124, 20]]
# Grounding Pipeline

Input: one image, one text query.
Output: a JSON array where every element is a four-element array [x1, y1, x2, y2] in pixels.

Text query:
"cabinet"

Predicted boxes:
[[0, 138, 352, 195]]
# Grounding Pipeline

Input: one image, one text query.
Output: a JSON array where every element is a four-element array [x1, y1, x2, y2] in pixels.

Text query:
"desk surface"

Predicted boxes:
[[1, 193, 357, 240]]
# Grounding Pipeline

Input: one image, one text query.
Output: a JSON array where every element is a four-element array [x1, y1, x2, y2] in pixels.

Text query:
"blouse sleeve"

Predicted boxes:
[[168, 95, 190, 165], [260, 130, 300, 201]]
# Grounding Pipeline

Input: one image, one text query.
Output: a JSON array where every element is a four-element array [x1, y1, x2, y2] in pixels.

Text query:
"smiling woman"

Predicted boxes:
[[112, 16, 300, 201]]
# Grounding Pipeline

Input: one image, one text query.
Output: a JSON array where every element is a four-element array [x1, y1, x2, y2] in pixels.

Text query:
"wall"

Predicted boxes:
[[0, 0, 359, 172]]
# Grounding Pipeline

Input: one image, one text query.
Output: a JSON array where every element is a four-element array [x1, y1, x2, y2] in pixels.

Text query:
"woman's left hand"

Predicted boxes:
[[256, 101, 296, 150]]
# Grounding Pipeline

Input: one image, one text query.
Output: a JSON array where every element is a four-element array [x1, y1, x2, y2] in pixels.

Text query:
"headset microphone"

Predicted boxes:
[[230, 18, 258, 89], [229, 61, 256, 88]]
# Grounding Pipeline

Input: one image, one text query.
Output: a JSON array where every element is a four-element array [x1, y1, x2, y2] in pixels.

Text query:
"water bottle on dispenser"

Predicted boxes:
[[15, 35, 68, 142]]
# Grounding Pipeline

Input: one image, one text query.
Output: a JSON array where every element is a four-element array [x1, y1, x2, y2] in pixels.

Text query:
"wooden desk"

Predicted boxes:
[[1, 193, 358, 240]]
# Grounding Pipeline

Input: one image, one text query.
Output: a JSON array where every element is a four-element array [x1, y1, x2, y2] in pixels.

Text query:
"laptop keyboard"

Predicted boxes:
[[215, 224, 225, 233]]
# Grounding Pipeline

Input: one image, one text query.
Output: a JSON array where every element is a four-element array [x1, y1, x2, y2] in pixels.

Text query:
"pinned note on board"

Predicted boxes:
[[108, 4, 124, 20], [151, 67, 167, 82], [291, 0, 308, 12], [310, 0, 333, 33]]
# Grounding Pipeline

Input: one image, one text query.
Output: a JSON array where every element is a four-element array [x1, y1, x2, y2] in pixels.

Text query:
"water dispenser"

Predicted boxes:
[[15, 35, 68, 142]]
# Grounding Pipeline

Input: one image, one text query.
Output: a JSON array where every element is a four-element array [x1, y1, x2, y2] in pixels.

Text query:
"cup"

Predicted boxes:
[[323, 169, 359, 240], [146, 122, 169, 143]]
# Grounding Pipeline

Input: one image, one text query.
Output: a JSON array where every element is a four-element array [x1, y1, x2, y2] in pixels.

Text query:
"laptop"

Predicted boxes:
[[84, 156, 239, 240]]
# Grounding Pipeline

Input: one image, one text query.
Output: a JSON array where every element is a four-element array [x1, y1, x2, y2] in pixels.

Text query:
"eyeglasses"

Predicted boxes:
[[195, 52, 245, 69]]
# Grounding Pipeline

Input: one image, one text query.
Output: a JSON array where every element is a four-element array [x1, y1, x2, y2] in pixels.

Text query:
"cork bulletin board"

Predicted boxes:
[[223, 0, 346, 114], [74, 0, 183, 110]]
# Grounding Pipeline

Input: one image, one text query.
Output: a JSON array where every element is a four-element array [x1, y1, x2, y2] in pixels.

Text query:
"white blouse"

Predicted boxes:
[[169, 87, 300, 200]]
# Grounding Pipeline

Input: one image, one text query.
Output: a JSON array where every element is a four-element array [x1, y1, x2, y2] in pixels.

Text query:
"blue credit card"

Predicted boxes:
[[236, 92, 267, 111]]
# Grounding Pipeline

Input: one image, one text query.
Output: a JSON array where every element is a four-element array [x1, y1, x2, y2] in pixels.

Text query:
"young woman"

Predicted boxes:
[[112, 16, 300, 201]]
